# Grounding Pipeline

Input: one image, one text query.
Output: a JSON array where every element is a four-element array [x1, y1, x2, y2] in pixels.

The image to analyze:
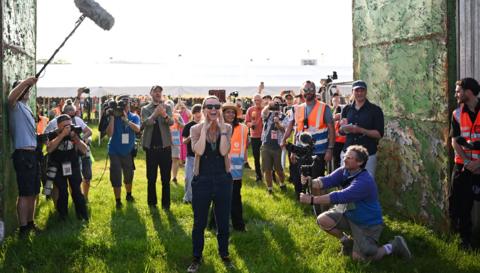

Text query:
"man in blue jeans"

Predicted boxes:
[[106, 95, 141, 209], [300, 145, 412, 261]]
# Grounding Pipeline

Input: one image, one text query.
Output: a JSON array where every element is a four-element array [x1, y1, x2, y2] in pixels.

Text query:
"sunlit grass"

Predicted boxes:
[[0, 127, 479, 272]]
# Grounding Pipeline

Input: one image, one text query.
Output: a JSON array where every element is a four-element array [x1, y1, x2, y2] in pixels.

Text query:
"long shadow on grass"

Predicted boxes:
[[343, 223, 480, 273], [149, 206, 217, 272], [0, 208, 87, 273], [230, 203, 316, 273], [108, 204, 148, 272]]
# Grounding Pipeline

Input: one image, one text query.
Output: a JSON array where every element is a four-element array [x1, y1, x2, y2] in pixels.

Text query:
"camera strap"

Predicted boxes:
[[341, 168, 367, 188]]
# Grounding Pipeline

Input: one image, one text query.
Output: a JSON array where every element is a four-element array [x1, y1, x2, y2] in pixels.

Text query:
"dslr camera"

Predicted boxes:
[[82, 88, 90, 94]]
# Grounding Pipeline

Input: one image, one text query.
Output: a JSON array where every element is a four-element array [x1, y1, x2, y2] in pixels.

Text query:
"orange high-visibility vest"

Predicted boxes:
[[334, 120, 346, 143], [230, 124, 248, 180], [294, 100, 327, 132], [294, 100, 329, 153], [37, 116, 49, 134], [453, 104, 480, 164]]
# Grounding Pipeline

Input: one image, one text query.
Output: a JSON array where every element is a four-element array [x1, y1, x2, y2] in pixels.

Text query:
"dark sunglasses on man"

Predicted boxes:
[[303, 88, 316, 93], [205, 104, 221, 110]]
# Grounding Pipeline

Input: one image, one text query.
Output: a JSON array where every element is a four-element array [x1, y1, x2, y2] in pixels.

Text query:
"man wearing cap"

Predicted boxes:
[[141, 86, 174, 209], [8, 77, 42, 236], [44, 99, 93, 202], [245, 93, 264, 182], [261, 96, 289, 194], [106, 95, 141, 209], [282, 81, 335, 202], [339, 80, 384, 177]]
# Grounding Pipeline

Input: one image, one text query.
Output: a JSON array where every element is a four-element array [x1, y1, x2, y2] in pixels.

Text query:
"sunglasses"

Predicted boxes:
[[303, 88, 316, 93], [205, 104, 221, 110]]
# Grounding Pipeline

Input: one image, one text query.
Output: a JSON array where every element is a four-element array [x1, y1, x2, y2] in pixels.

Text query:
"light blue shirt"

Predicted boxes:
[[9, 101, 37, 149]]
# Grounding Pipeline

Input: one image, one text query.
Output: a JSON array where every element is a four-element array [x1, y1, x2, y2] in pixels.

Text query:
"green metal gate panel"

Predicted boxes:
[[1, 0, 36, 238], [352, 0, 456, 230]]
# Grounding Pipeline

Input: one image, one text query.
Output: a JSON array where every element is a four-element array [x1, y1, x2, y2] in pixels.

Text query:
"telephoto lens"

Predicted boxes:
[[43, 166, 57, 197]]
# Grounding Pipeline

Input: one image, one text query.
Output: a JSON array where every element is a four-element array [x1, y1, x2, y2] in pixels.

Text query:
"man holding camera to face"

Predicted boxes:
[[45, 114, 89, 221], [261, 96, 289, 194], [44, 99, 93, 202], [8, 76, 41, 236], [106, 95, 141, 209]]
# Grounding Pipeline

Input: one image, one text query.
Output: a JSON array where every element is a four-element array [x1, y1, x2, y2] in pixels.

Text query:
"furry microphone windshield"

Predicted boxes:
[[74, 0, 115, 30]]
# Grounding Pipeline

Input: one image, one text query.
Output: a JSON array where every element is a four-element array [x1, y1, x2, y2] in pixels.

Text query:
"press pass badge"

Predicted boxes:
[[122, 133, 129, 144], [62, 162, 72, 176]]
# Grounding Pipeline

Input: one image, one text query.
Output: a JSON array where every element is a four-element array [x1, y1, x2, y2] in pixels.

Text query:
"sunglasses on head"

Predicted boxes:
[[205, 104, 221, 110]]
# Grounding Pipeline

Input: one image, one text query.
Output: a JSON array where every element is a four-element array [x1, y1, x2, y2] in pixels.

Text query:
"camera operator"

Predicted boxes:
[[44, 102, 93, 202], [281, 81, 335, 201], [141, 86, 173, 209], [46, 114, 89, 221], [106, 95, 141, 209], [299, 145, 411, 261], [449, 77, 480, 249], [8, 76, 42, 236], [261, 96, 288, 194], [245, 94, 264, 182]]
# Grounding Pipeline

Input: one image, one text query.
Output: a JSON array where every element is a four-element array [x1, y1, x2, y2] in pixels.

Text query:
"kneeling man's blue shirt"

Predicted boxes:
[[321, 167, 383, 227]]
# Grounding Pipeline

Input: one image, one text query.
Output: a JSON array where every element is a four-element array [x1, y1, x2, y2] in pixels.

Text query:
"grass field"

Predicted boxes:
[[0, 128, 479, 273]]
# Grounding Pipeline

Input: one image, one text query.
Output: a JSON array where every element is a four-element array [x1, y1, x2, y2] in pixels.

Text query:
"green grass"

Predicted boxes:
[[1, 127, 479, 273]]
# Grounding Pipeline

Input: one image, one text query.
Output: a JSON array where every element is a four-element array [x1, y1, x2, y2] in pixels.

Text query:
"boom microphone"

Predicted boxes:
[[19, 0, 115, 100], [74, 0, 115, 30]]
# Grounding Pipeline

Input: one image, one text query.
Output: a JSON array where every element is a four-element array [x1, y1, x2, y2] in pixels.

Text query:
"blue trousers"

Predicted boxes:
[[191, 173, 232, 258]]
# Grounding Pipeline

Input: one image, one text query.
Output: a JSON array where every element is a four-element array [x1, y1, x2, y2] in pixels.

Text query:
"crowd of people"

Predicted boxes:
[[8, 76, 480, 272]]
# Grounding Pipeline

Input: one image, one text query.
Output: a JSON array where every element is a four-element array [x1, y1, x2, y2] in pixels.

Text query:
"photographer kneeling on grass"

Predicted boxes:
[[46, 114, 89, 221], [300, 145, 412, 261]]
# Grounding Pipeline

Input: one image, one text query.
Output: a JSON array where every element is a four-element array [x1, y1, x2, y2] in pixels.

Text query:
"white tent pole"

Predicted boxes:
[[98, 97, 102, 146]]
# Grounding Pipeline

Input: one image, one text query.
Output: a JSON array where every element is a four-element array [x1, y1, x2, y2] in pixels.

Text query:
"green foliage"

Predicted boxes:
[[0, 128, 479, 273]]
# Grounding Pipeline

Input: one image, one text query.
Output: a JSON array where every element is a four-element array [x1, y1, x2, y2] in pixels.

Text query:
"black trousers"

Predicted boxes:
[[146, 147, 172, 208], [449, 164, 479, 244], [54, 167, 88, 220], [251, 138, 262, 180]]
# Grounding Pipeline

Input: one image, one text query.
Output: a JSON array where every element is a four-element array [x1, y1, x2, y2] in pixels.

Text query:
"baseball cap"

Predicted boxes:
[[352, 80, 367, 90]]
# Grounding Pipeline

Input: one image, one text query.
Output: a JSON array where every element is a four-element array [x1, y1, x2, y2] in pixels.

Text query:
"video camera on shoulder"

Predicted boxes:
[[104, 98, 128, 117]]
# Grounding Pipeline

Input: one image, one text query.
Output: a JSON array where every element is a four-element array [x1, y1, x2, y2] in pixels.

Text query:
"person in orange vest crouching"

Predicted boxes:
[[450, 77, 480, 250]]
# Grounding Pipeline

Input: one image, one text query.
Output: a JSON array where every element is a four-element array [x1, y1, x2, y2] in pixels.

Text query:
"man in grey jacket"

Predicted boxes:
[[141, 85, 174, 209]]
